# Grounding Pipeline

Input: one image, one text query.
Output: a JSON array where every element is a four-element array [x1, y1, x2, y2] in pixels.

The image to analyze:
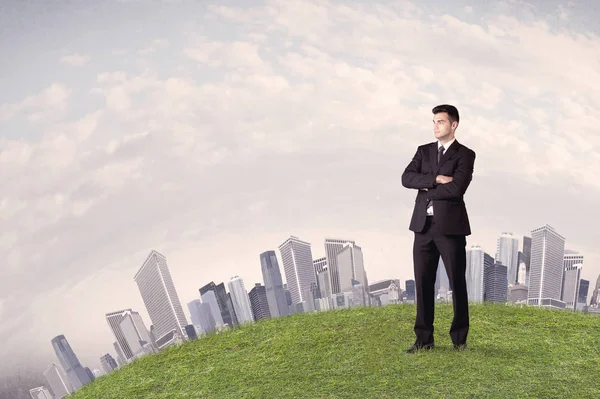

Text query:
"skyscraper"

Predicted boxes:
[[188, 299, 217, 333], [249, 283, 272, 321], [324, 238, 356, 295], [43, 363, 73, 399], [228, 276, 254, 324], [484, 263, 508, 302], [100, 353, 118, 374], [522, 235, 532, 284], [466, 245, 491, 303], [561, 263, 582, 311], [199, 282, 233, 327], [260, 250, 289, 318], [134, 250, 189, 341], [336, 242, 366, 294], [29, 386, 53, 399], [527, 225, 566, 308], [313, 257, 330, 299], [278, 236, 317, 305], [496, 233, 519, 286], [50, 335, 92, 390]]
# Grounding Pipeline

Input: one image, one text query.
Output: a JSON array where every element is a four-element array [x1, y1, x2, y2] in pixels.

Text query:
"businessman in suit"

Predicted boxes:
[[401, 104, 476, 353]]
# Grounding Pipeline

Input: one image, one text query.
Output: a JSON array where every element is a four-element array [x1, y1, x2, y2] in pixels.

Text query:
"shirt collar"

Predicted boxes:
[[438, 137, 456, 151]]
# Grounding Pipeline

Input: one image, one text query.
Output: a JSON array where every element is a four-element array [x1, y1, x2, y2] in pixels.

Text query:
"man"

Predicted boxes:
[[401, 104, 476, 353]]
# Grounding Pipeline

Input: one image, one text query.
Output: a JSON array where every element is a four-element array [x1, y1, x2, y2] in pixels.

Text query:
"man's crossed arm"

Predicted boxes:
[[401, 147, 475, 200]]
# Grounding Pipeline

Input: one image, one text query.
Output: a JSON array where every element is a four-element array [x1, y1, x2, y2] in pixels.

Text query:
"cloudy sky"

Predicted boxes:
[[1, 0, 599, 376]]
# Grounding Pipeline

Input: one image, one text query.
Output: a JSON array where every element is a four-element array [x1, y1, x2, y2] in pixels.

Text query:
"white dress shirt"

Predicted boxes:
[[426, 138, 455, 216]]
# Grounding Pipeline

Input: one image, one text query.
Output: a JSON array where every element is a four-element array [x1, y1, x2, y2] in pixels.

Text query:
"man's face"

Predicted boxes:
[[433, 112, 456, 141]]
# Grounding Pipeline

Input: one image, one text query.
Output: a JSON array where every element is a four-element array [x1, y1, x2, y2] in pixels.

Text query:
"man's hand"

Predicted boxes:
[[436, 175, 453, 184]]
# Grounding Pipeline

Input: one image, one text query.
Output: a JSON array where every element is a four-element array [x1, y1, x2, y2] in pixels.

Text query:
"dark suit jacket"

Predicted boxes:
[[401, 139, 476, 236]]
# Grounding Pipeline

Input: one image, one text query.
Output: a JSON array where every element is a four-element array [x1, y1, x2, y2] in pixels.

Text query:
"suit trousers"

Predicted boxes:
[[413, 215, 469, 346]]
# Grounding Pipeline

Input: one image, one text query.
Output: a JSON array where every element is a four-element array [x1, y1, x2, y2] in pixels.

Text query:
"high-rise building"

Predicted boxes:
[[188, 299, 217, 333], [249, 283, 272, 321], [466, 245, 492, 303], [199, 282, 233, 327], [228, 276, 254, 324], [278, 236, 317, 305], [50, 335, 92, 390], [260, 250, 289, 318], [561, 263, 582, 311], [313, 257, 329, 298], [405, 280, 415, 302], [484, 263, 508, 302], [106, 309, 153, 361], [496, 233, 519, 286], [43, 363, 73, 399], [337, 243, 366, 294], [199, 289, 224, 326], [29, 386, 53, 399], [589, 275, 600, 307], [134, 250, 189, 341], [324, 238, 356, 295], [578, 279, 590, 306], [100, 353, 118, 374], [522, 236, 532, 284], [527, 225, 566, 308]]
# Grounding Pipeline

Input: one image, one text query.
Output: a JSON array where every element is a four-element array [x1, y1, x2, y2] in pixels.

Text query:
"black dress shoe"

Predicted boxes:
[[453, 343, 467, 351], [405, 342, 435, 353]]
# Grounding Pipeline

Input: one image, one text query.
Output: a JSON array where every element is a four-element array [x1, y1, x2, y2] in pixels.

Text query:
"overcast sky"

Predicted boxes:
[[1, 0, 599, 377]]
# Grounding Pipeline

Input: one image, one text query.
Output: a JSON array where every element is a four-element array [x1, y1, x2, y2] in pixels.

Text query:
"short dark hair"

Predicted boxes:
[[432, 104, 459, 124]]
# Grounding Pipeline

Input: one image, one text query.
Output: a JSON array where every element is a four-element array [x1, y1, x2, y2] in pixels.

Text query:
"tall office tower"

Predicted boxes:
[[496, 233, 519, 286], [527, 225, 566, 308], [578, 279, 590, 306], [199, 289, 225, 326], [29, 386, 53, 399], [227, 292, 240, 326], [118, 311, 155, 356], [466, 245, 492, 303], [134, 250, 189, 341], [561, 264, 582, 310], [336, 242, 366, 293], [278, 236, 317, 305], [106, 309, 150, 361], [522, 236, 532, 284], [100, 353, 118, 373], [405, 280, 415, 301], [517, 256, 527, 286], [435, 258, 450, 297], [324, 238, 356, 295], [199, 282, 233, 326], [188, 299, 217, 333], [483, 263, 508, 302], [112, 342, 126, 366], [313, 257, 329, 298], [260, 250, 289, 318], [228, 276, 254, 324], [563, 250, 584, 268], [50, 335, 91, 390], [43, 363, 73, 399], [249, 283, 272, 321], [590, 275, 600, 307]]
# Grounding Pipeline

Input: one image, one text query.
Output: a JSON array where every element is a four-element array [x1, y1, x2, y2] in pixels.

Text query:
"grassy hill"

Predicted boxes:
[[72, 303, 600, 398]]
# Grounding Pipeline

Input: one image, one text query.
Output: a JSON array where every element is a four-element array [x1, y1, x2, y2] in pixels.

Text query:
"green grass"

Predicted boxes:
[[72, 303, 600, 398]]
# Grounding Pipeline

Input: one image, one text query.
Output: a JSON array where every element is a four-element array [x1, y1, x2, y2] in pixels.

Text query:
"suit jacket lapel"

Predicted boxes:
[[434, 140, 461, 174], [429, 142, 438, 172]]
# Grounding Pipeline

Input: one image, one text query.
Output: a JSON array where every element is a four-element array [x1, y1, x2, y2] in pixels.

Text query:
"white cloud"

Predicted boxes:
[[0, 83, 71, 122], [60, 53, 90, 66]]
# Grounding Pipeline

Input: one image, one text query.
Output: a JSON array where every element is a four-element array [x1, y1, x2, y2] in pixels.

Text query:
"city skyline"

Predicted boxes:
[[27, 226, 600, 382], [2, 0, 600, 380]]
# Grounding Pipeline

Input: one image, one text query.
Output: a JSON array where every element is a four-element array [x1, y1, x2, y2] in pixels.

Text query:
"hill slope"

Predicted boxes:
[[72, 303, 600, 398]]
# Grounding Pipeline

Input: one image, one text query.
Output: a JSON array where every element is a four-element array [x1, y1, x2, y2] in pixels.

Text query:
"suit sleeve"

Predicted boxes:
[[401, 147, 437, 189], [425, 149, 475, 200]]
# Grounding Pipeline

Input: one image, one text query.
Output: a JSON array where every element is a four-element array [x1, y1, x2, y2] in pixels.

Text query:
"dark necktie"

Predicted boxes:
[[427, 146, 445, 212]]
